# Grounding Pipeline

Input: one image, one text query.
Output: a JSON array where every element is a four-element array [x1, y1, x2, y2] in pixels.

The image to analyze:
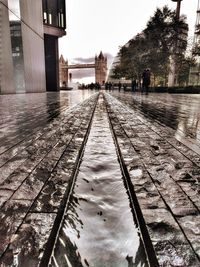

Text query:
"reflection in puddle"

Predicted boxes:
[[0, 90, 96, 144], [50, 95, 148, 267], [111, 92, 200, 144]]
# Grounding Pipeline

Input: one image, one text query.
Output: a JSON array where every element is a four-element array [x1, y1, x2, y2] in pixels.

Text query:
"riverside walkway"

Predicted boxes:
[[0, 90, 199, 267]]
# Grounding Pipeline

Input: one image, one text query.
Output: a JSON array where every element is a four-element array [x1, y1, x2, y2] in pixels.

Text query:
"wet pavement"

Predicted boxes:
[[49, 94, 148, 267], [0, 90, 199, 266], [105, 91, 200, 266], [0, 90, 98, 266]]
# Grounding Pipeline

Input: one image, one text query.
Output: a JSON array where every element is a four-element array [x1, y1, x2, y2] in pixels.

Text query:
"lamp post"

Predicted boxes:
[[172, 0, 182, 19], [168, 0, 183, 87]]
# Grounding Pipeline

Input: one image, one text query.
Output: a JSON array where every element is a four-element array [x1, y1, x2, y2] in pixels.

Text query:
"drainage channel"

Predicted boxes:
[[47, 94, 152, 267]]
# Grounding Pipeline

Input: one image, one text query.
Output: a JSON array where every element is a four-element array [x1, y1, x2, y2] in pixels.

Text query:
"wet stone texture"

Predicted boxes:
[[50, 94, 149, 267], [104, 92, 200, 267], [0, 91, 98, 266], [0, 90, 200, 266]]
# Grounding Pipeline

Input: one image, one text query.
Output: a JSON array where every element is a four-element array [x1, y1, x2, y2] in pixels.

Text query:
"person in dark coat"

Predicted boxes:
[[118, 81, 122, 92], [142, 69, 151, 94], [131, 79, 136, 92]]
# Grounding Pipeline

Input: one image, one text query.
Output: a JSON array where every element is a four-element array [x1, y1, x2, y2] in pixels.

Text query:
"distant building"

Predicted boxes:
[[107, 38, 132, 84], [106, 53, 120, 83], [0, 0, 66, 94]]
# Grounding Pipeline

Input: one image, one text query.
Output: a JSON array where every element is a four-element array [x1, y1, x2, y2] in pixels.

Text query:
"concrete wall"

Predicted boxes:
[[0, 0, 15, 94], [20, 0, 46, 93]]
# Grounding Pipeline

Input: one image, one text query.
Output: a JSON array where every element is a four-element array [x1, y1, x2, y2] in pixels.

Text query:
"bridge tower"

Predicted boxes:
[[189, 0, 200, 85], [59, 55, 68, 87], [95, 52, 107, 84]]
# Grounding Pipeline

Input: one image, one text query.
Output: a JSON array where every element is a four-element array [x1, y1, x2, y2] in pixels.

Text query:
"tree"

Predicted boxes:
[[144, 6, 188, 85], [111, 6, 189, 87], [112, 33, 148, 82]]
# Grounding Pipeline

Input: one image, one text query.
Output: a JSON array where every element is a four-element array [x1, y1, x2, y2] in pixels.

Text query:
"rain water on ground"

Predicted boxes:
[[50, 94, 148, 267]]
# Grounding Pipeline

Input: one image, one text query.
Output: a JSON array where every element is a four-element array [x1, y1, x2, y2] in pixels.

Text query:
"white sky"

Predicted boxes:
[[59, 0, 198, 83]]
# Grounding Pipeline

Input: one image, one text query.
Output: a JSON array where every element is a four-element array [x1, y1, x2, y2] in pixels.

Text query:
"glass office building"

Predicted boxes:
[[42, 0, 66, 91], [0, 0, 66, 94], [43, 0, 66, 29]]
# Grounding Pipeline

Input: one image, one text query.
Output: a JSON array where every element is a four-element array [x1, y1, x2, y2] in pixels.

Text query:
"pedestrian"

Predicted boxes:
[[131, 79, 136, 92], [118, 81, 122, 92], [142, 69, 146, 93], [142, 68, 151, 94]]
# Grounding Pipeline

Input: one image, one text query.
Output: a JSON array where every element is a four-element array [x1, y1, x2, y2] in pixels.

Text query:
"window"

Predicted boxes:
[[42, 0, 66, 28]]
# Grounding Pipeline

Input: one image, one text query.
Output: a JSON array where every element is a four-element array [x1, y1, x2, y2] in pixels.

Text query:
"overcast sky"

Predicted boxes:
[[59, 0, 198, 83]]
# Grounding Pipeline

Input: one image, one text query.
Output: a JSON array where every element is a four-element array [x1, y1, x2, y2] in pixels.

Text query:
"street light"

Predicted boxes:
[[171, 0, 183, 19], [168, 0, 183, 87]]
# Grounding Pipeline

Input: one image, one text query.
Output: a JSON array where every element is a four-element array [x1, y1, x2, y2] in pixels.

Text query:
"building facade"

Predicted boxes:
[[0, 0, 66, 94], [42, 0, 66, 91]]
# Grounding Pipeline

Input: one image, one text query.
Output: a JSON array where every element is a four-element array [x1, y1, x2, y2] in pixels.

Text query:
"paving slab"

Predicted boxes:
[[0, 90, 200, 266], [104, 92, 200, 266], [0, 91, 98, 266]]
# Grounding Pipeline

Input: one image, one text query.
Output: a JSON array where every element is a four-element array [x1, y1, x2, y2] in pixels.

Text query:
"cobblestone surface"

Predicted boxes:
[[0, 91, 98, 266], [50, 94, 149, 267], [0, 90, 199, 266], [104, 92, 200, 266]]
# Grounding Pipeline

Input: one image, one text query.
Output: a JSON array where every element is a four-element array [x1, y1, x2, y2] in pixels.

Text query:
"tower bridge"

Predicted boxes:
[[59, 52, 107, 87], [67, 64, 95, 69]]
